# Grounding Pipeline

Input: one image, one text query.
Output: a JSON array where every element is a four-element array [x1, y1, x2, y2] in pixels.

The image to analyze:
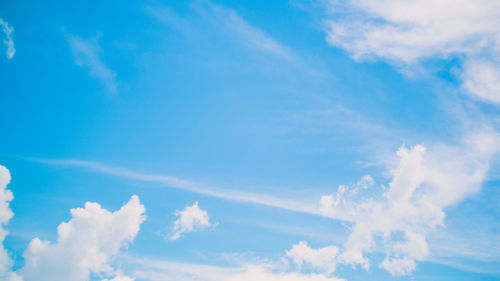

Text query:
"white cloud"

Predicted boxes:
[[0, 18, 15, 60], [167, 202, 214, 241], [286, 241, 339, 274], [127, 256, 346, 281], [198, 1, 293, 60], [29, 129, 500, 277], [101, 276, 135, 281], [29, 158, 325, 219], [18, 195, 146, 281], [68, 34, 118, 94], [148, 1, 294, 61], [323, 0, 500, 103], [461, 58, 500, 103], [0, 165, 18, 281], [316, 129, 500, 276]]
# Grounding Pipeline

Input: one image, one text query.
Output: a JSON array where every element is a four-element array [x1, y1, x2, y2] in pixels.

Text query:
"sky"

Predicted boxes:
[[0, 0, 499, 280]]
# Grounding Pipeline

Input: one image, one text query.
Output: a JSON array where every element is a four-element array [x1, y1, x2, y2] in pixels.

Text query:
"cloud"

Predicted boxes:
[[315, 129, 500, 276], [18, 195, 146, 281], [0, 18, 15, 60], [195, 1, 293, 60], [323, 0, 500, 103], [167, 202, 214, 241], [68, 34, 118, 94], [461, 59, 500, 103], [27, 129, 500, 277], [0, 165, 19, 281], [28, 158, 326, 219], [127, 256, 346, 281], [101, 276, 135, 281], [286, 241, 339, 274], [148, 1, 294, 61]]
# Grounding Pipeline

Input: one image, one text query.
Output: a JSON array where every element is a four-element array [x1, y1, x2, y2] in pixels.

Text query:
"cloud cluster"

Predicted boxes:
[[0, 18, 15, 60], [324, 0, 500, 103], [0, 164, 145, 281], [292, 129, 500, 276], [68, 34, 118, 94], [168, 202, 214, 241], [19, 195, 145, 281]]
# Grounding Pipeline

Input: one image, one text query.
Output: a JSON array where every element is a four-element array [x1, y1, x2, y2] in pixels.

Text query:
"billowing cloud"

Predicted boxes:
[[0, 165, 20, 281], [323, 0, 500, 103], [311, 129, 500, 276], [68, 34, 118, 94], [167, 202, 214, 241], [0, 18, 15, 60], [286, 241, 339, 274], [18, 195, 146, 281]]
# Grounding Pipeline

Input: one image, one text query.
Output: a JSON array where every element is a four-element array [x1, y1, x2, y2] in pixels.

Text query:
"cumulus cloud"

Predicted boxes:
[[0, 18, 15, 60], [301, 129, 500, 276], [0, 165, 18, 281], [321, 130, 500, 276], [168, 202, 214, 241], [68, 34, 118, 94], [286, 241, 339, 274], [18, 195, 146, 281], [323, 0, 500, 103]]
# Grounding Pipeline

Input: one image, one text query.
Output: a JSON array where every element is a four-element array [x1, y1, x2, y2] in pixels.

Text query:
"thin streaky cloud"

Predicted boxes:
[[147, 1, 295, 61], [68, 34, 118, 94], [28, 158, 343, 220], [198, 1, 294, 60]]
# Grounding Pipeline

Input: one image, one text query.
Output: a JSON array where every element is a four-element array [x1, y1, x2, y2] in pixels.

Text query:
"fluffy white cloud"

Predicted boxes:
[[0, 18, 15, 60], [68, 34, 117, 94], [0, 165, 22, 281], [316, 129, 500, 276], [286, 241, 339, 274], [168, 202, 214, 241], [324, 0, 500, 103], [18, 195, 146, 281], [0, 165, 19, 281]]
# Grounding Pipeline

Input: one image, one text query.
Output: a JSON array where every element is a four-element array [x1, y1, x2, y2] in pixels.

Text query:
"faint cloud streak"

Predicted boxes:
[[68, 34, 118, 94]]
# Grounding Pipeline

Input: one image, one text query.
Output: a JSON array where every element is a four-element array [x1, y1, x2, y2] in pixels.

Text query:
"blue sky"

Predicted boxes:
[[0, 0, 499, 280]]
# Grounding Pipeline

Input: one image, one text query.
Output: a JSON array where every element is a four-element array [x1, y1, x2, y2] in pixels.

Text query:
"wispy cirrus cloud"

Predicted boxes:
[[28, 158, 327, 219], [126, 255, 346, 281], [68, 34, 118, 94], [0, 18, 15, 60], [147, 1, 294, 62]]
